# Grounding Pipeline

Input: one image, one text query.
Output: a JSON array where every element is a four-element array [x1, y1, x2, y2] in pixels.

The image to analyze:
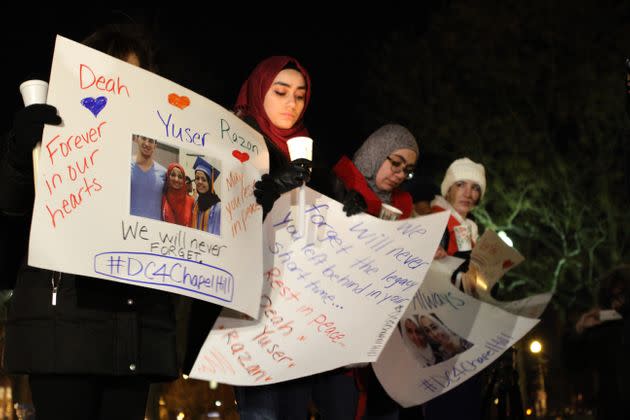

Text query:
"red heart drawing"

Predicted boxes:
[[168, 93, 190, 110], [232, 150, 250, 163], [502, 259, 514, 270]]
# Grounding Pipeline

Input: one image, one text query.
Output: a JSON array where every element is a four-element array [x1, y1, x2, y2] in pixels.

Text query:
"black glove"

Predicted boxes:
[[254, 174, 282, 218], [270, 164, 311, 194], [8, 104, 62, 170], [342, 189, 367, 216], [254, 164, 310, 219], [451, 255, 471, 286]]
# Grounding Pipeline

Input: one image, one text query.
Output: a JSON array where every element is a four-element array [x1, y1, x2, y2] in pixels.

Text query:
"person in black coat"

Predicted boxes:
[[0, 24, 179, 420], [566, 265, 630, 420]]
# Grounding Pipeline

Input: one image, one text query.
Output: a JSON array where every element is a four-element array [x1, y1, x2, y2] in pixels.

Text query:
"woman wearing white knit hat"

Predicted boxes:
[[424, 156, 486, 420], [430, 157, 486, 294]]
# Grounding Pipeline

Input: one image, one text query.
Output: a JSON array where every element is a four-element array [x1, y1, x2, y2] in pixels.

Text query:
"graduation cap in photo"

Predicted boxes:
[[193, 156, 220, 194]]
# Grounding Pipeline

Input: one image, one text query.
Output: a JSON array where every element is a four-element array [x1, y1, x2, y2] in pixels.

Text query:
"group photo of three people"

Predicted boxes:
[[130, 134, 222, 236]]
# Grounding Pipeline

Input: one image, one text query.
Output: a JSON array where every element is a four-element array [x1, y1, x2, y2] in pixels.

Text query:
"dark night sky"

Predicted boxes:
[[3, 9, 434, 168], [4, 5, 628, 212], [4, 5, 629, 229]]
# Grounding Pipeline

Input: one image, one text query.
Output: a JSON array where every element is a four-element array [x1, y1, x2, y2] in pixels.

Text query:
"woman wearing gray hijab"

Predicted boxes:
[[332, 124, 419, 419], [333, 124, 419, 219]]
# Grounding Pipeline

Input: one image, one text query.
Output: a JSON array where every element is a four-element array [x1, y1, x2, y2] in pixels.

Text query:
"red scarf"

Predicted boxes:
[[162, 163, 193, 227], [333, 156, 412, 219], [234, 56, 311, 159]]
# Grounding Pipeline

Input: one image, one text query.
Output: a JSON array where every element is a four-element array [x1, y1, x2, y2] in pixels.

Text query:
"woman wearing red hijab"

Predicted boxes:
[[221, 56, 358, 420], [235, 56, 312, 217], [183, 56, 334, 419], [235, 56, 310, 157], [162, 162, 194, 226]]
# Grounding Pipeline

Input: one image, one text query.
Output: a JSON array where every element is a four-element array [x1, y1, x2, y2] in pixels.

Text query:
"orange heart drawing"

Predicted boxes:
[[502, 259, 514, 269], [232, 150, 250, 163], [168, 93, 190, 110]]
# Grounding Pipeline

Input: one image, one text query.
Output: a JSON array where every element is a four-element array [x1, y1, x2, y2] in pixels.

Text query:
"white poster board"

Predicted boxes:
[[188, 188, 449, 384], [373, 230, 545, 407], [472, 230, 552, 319], [28, 36, 267, 317]]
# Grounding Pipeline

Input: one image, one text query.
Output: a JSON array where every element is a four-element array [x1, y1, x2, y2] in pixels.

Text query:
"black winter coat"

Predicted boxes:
[[0, 134, 178, 380]]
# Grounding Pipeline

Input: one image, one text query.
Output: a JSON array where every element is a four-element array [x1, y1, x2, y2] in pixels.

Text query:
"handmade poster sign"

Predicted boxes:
[[189, 188, 450, 385], [471, 230, 552, 319], [467, 229, 525, 295], [373, 230, 543, 407], [28, 36, 268, 317]]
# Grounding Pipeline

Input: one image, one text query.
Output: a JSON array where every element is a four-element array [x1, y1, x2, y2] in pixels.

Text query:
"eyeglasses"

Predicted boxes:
[[386, 156, 415, 179]]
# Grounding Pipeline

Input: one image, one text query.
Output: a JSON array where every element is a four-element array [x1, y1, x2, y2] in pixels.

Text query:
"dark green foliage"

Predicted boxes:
[[358, 1, 630, 315]]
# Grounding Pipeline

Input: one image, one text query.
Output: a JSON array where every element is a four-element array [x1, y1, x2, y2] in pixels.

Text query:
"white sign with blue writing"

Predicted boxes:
[[28, 36, 267, 317], [189, 187, 449, 385], [372, 233, 540, 407]]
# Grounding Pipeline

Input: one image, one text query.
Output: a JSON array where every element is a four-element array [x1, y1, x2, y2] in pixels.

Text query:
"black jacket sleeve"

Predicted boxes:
[[0, 131, 35, 216], [0, 131, 34, 289]]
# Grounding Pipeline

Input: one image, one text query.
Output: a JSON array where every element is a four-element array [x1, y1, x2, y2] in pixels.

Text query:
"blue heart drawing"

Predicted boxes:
[[80, 96, 107, 117]]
